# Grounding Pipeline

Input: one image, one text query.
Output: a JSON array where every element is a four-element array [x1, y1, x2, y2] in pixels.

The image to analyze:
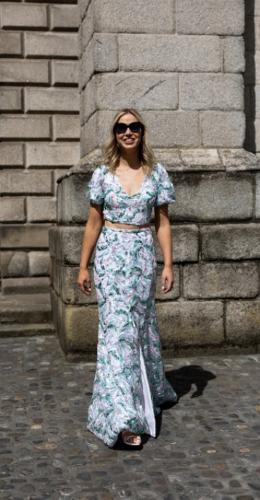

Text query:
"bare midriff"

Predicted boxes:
[[104, 219, 151, 230]]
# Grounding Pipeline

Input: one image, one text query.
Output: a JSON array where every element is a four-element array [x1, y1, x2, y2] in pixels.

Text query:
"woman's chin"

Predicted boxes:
[[120, 143, 138, 152]]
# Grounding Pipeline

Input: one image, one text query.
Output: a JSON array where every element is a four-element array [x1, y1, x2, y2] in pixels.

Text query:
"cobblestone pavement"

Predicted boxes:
[[1, 336, 260, 500]]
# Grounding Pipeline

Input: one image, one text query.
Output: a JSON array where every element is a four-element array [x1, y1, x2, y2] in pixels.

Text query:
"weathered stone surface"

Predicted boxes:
[[64, 302, 99, 352], [50, 4, 79, 30], [53, 168, 69, 191], [24, 88, 80, 112], [0, 88, 22, 111], [95, 73, 178, 111], [179, 74, 243, 110], [179, 148, 222, 169], [57, 172, 91, 224], [0, 293, 52, 325], [0, 0, 81, 292], [171, 173, 253, 221], [29, 251, 50, 276], [94, 0, 175, 33], [201, 111, 245, 147], [26, 143, 80, 168], [201, 223, 260, 260], [0, 115, 50, 140], [183, 262, 259, 299], [49, 226, 85, 265], [0, 170, 52, 195], [218, 148, 259, 171], [256, 173, 260, 217], [156, 300, 224, 348], [27, 197, 56, 223], [0, 197, 25, 222], [1, 60, 49, 84], [53, 115, 80, 140], [226, 300, 260, 345], [94, 33, 118, 72], [153, 225, 199, 263], [2, 277, 50, 295], [0, 32, 22, 55], [1, 251, 29, 277], [140, 110, 200, 148], [81, 112, 98, 156], [1, 225, 50, 249], [0, 143, 24, 167], [81, 34, 118, 90], [176, 0, 244, 35], [223, 36, 245, 72], [80, 0, 91, 20], [51, 60, 79, 86], [80, 1, 93, 53], [80, 41, 94, 89], [118, 35, 221, 72], [24, 32, 78, 58], [1, 3, 47, 28], [81, 78, 96, 124]]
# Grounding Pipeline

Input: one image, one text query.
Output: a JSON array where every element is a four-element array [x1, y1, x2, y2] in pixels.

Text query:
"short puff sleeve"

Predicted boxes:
[[155, 163, 176, 206], [87, 166, 105, 205]]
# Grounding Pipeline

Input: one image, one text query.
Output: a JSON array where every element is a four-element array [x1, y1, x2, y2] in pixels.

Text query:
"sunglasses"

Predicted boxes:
[[114, 121, 144, 135]]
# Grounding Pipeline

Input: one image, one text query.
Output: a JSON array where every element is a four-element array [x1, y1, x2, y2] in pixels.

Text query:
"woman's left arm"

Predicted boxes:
[[154, 204, 174, 293]]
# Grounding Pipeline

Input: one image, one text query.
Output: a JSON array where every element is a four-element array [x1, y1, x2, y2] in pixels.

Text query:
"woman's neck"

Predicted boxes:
[[119, 151, 141, 170]]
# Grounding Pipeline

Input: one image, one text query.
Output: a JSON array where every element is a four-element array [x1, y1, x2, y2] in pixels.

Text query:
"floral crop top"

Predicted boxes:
[[86, 162, 176, 225]]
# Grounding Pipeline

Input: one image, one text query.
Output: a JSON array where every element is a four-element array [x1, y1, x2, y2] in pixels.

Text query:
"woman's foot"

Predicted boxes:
[[121, 430, 141, 446]]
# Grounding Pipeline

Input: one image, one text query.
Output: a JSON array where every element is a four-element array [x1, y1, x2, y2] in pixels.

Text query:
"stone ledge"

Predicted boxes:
[[56, 148, 260, 183]]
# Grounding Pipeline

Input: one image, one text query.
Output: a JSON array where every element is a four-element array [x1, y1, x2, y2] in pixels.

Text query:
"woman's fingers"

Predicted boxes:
[[161, 274, 174, 293], [78, 278, 92, 295], [83, 279, 92, 294]]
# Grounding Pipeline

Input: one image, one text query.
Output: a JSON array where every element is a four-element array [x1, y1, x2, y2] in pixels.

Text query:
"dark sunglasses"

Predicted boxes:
[[114, 121, 144, 135]]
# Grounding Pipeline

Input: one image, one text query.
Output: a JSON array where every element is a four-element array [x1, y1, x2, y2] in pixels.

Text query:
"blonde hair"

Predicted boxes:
[[101, 108, 156, 176]]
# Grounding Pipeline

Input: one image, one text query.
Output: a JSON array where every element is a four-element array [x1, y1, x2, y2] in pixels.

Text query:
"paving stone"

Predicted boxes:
[[0, 336, 259, 499]]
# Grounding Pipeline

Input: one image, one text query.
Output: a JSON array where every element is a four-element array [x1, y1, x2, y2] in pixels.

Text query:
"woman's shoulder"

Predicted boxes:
[[93, 164, 108, 173], [90, 164, 109, 180], [152, 162, 167, 179]]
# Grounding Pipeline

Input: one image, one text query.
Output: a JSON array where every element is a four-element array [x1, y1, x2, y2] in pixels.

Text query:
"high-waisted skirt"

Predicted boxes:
[[86, 225, 177, 448]]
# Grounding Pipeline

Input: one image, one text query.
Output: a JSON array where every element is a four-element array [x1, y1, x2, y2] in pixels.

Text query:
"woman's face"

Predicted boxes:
[[115, 113, 143, 153]]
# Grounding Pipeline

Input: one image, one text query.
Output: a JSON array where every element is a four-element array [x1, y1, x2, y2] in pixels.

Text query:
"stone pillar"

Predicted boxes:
[[50, 0, 260, 359]]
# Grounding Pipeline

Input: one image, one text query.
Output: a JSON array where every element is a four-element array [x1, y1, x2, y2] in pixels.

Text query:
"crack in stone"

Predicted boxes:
[[141, 80, 166, 97], [115, 77, 130, 86]]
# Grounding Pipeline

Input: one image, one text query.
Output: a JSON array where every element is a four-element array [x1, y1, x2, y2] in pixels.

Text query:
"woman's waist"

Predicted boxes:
[[103, 219, 151, 231]]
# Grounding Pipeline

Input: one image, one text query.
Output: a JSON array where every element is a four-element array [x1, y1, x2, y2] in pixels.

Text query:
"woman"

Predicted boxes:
[[77, 108, 178, 448]]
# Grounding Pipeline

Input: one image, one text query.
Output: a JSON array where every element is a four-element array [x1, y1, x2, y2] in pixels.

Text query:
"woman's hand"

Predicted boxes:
[[77, 268, 92, 295], [161, 265, 174, 293]]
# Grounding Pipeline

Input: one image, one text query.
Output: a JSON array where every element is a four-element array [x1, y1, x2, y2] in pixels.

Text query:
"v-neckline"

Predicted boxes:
[[113, 172, 148, 198]]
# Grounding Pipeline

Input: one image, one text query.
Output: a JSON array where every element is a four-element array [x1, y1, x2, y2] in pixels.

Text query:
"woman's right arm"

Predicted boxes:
[[77, 204, 103, 295]]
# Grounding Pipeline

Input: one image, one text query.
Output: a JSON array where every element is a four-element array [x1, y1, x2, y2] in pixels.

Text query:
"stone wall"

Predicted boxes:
[[0, 1, 80, 289], [50, 148, 260, 359], [49, 0, 260, 358], [80, 0, 245, 160]]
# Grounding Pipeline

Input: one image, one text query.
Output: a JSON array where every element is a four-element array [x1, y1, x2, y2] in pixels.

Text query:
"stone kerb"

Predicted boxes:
[[49, 149, 260, 359]]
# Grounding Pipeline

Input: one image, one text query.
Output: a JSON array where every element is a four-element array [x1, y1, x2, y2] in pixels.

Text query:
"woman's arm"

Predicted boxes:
[[154, 204, 174, 293], [77, 204, 103, 295]]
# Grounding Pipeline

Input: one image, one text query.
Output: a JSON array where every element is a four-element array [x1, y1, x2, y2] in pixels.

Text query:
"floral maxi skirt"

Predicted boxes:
[[86, 225, 177, 448]]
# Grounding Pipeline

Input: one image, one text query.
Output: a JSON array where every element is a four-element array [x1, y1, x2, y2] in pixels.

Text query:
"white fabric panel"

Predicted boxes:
[[139, 345, 156, 437]]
